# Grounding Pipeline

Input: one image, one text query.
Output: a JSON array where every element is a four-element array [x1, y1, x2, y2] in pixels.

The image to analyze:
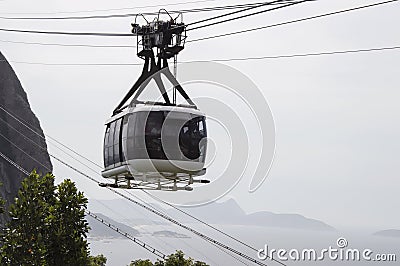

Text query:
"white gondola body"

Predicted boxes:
[[102, 105, 207, 183]]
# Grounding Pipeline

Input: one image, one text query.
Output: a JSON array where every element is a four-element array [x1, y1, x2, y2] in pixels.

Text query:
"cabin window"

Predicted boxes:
[[104, 117, 124, 168], [120, 111, 207, 163], [179, 116, 206, 160], [103, 126, 110, 167], [113, 119, 122, 163], [121, 115, 129, 162]]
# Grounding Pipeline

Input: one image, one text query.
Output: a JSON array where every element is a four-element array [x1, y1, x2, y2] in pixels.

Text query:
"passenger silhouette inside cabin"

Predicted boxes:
[[180, 120, 201, 160]]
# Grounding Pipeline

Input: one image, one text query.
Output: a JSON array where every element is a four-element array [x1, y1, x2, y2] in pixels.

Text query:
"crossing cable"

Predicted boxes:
[[86, 210, 166, 259], [0, 105, 280, 266], [186, 0, 304, 26], [102, 184, 272, 265], [0, 115, 103, 188], [0, 1, 311, 36], [0, 1, 304, 20], [0, 28, 132, 37], [142, 190, 266, 259], [134, 189, 253, 266], [2, 45, 399, 66], [186, 0, 310, 30], [0, 0, 394, 48], [0, 105, 103, 169], [0, 150, 30, 176], [185, 46, 400, 61], [123, 190, 251, 266], [0, 2, 303, 48], [0, 143, 167, 260], [188, 0, 400, 42], [0, 1, 396, 39], [0, 0, 218, 15], [0, 131, 50, 170], [0, 39, 135, 48]]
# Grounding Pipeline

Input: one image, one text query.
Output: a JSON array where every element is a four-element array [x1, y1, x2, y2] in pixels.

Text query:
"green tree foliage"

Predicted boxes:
[[47, 179, 90, 265], [130, 250, 209, 266], [130, 259, 153, 266], [0, 182, 5, 214], [0, 171, 106, 265], [89, 254, 108, 266], [1, 171, 55, 265]]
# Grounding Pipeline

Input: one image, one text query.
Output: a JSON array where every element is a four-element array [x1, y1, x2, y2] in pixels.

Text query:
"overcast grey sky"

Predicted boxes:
[[0, 0, 399, 230]]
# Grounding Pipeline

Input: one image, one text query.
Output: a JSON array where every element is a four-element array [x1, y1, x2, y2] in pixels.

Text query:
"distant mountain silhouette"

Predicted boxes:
[[183, 199, 335, 231], [152, 230, 190, 238], [373, 229, 400, 238], [90, 198, 335, 231]]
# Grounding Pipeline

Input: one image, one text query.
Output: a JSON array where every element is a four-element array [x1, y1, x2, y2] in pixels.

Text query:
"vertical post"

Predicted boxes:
[[173, 54, 177, 105]]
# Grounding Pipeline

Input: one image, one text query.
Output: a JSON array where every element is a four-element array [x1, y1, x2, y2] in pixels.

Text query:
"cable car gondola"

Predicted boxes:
[[100, 12, 209, 191]]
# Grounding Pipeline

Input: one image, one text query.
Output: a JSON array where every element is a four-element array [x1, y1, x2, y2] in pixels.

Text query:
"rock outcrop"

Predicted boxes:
[[0, 51, 52, 224]]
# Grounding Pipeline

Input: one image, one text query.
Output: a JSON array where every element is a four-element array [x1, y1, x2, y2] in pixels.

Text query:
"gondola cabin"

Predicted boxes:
[[101, 104, 208, 190]]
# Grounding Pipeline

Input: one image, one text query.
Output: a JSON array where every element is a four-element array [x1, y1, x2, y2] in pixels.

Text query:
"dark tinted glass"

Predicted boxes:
[[179, 116, 207, 160], [113, 119, 122, 163], [124, 111, 207, 162], [103, 127, 110, 167], [121, 116, 129, 161], [104, 118, 124, 168]]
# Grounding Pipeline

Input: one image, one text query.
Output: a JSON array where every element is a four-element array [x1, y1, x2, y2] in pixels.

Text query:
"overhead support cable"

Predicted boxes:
[[86, 211, 166, 260], [1, 45, 399, 66], [0, 1, 313, 36], [0, 1, 394, 45], [0, 28, 132, 37], [0, 1, 305, 20], [0, 39, 135, 48], [0, 150, 30, 175], [0, 105, 103, 169], [186, 0, 306, 26], [188, 0, 399, 42], [142, 190, 266, 260], [0, 0, 218, 15], [186, 0, 311, 30]]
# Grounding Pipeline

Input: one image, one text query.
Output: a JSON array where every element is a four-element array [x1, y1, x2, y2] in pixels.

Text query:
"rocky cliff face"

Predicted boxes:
[[0, 51, 52, 224]]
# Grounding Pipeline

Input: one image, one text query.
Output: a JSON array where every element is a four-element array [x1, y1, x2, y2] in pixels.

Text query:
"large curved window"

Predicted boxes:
[[124, 110, 207, 162], [103, 117, 123, 168]]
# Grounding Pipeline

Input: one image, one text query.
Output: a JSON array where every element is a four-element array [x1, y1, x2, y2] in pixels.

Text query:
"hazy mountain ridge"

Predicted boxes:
[[373, 229, 400, 238], [90, 198, 335, 231], [152, 230, 190, 238], [184, 199, 335, 231]]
